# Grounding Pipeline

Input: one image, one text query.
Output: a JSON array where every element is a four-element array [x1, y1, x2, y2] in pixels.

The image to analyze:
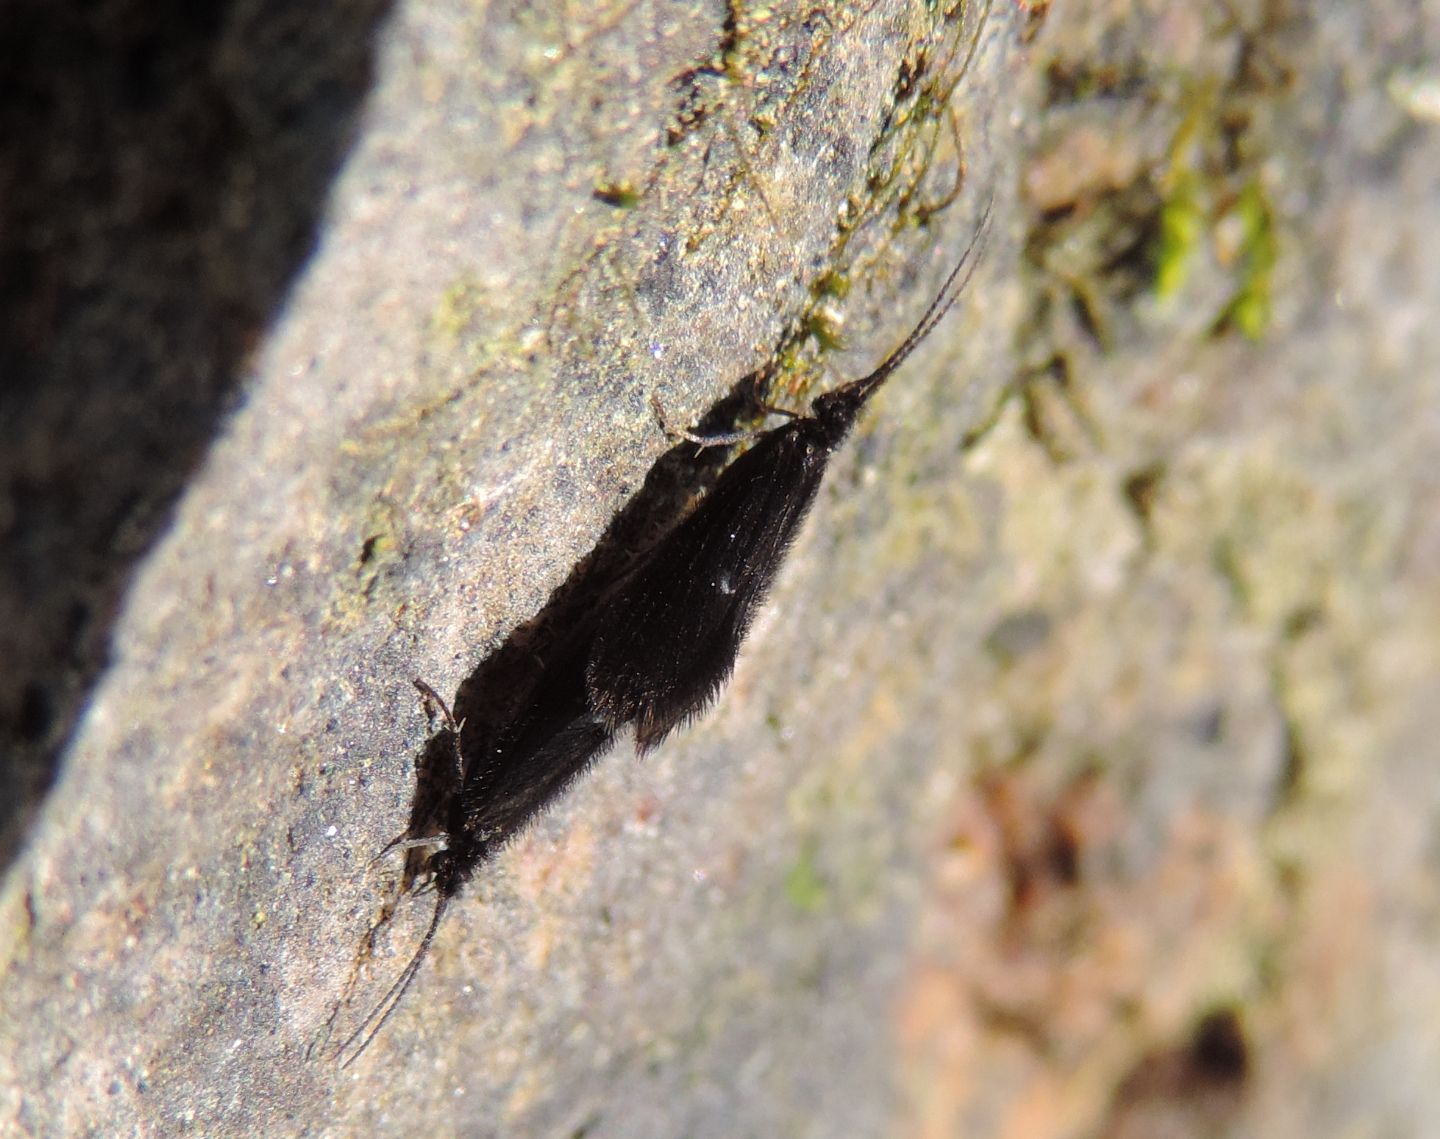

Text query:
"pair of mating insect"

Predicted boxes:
[[335, 197, 993, 1065]]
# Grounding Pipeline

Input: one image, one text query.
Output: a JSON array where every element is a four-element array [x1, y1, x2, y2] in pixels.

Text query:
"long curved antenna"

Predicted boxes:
[[829, 189, 995, 411], [335, 892, 449, 1069]]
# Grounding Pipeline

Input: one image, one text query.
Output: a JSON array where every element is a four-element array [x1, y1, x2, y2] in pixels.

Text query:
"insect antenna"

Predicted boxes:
[[822, 191, 994, 414], [335, 890, 450, 1069]]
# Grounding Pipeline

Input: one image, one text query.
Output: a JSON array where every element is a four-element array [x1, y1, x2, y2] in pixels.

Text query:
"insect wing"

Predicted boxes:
[[587, 423, 831, 750], [454, 612, 616, 856]]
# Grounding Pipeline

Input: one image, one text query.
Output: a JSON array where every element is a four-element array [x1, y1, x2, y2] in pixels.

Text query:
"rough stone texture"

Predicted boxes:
[[0, 0, 397, 866], [2, 0, 1438, 1137]]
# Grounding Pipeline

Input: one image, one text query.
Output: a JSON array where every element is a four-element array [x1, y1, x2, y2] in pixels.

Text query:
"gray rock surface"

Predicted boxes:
[[3, 0, 1439, 1137]]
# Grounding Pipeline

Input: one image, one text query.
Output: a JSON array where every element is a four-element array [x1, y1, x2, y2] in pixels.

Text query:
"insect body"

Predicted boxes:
[[337, 199, 992, 1064]]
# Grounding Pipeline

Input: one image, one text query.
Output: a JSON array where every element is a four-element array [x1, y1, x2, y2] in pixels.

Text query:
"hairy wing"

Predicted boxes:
[[587, 423, 830, 750], [455, 608, 614, 854]]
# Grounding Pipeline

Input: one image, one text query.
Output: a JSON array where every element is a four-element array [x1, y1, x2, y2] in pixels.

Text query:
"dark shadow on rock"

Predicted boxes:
[[0, 0, 396, 866]]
